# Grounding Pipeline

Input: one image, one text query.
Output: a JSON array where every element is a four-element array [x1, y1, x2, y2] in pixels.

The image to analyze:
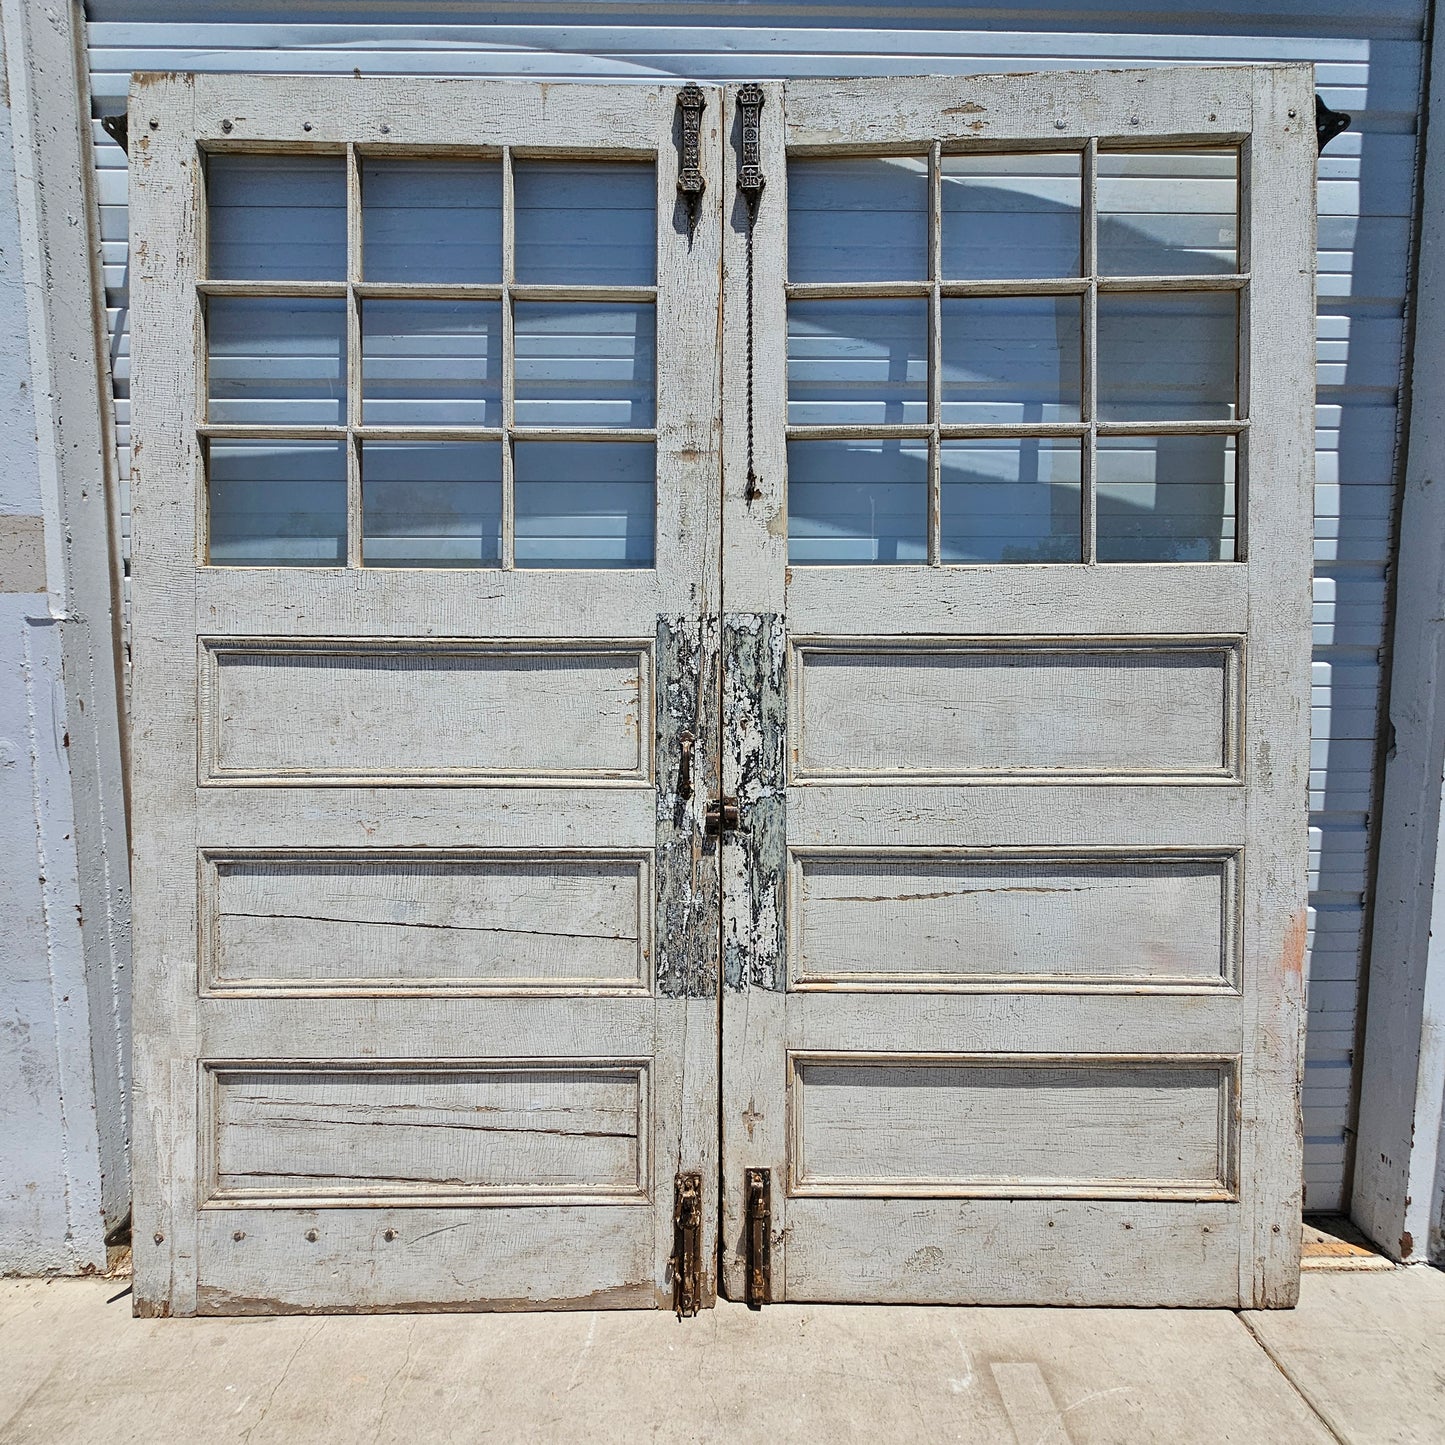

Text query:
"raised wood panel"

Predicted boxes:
[[791, 849, 1236, 990], [204, 1061, 649, 1205], [199, 638, 650, 784], [203, 850, 650, 994], [789, 1053, 1235, 1199], [791, 637, 1241, 783]]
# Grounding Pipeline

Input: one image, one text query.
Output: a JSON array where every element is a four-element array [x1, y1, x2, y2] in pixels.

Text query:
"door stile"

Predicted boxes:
[[129, 71, 203, 1316], [719, 80, 790, 1302], [652, 80, 727, 1309], [1234, 68, 1315, 1307]]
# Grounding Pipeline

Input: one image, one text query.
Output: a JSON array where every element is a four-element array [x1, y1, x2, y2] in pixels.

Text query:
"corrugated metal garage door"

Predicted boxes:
[[82, 0, 1427, 1213]]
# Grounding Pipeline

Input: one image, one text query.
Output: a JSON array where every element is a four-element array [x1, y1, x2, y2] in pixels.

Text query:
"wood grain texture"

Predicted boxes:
[[791, 849, 1237, 989], [200, 638, 650, 783], [790, 1054, 1234, 1197], [204, 1061, 648, 1203], [791, 637, 1241, 783], [204, 850, 650, 993]]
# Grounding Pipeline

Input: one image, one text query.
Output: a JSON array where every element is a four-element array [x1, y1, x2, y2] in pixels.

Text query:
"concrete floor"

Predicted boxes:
[[1, 1266, 1443, 1443]]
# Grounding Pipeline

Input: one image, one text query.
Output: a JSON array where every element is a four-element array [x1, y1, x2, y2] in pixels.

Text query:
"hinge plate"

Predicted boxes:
[[671, 1171, 703, 1318], [745, 1167, 771, 1308]]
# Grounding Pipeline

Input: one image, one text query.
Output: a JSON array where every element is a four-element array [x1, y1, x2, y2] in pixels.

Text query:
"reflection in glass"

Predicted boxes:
[[941, 153, 1081, 280], [941, 296, 1082, 424], [361, 300, 502, 426], [513, 162, 655, 285], [361, 442, 501, 567], [207, 439, 346, 566], [1097, 433, 1237, 562], [514, 302, 656, 428], [514, 441, 655, 569], [1097, 292, 1237, 422], [362, 160, 503, 282], [207, 297, 346, 425], [1097, 150, 1238, 277], [788, 157, 928, 282], [207, 155, 346, 282], [787, 300, 929, 426], [787, 438, 927, 564], [940, 438, 1082, 562]]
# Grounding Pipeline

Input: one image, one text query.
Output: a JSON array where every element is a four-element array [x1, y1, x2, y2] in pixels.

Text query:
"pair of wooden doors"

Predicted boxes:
[[128, 65, 1315, 1315]]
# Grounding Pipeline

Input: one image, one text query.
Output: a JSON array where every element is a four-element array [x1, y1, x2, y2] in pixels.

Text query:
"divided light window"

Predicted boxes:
[[200, 150, 659, 569], [784, 144, 1243, 565]]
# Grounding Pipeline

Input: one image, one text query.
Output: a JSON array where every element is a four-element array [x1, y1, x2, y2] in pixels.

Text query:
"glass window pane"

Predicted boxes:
[[1097, 433, 1237, 562], [514, 441, 654, 569], [941, 153, 1081, 280], [940, 438, 1081, 562], [362, 159, 502, 282], [1097, 292, 1237, 422], [207, 439, 346, 566], [207, 297, 346, 425], [207, 155, 345, 281], [1098, 149, 1238, 277], [787, 299, 928, 426], [361, 441, 501, 568], [787, 438, 927, 565], [941, 295, 1082, 424], [514, 162, 655, 285], [788, 157, 928, 282], [361, 300, 502, 427], [514, 302, 655, 428]]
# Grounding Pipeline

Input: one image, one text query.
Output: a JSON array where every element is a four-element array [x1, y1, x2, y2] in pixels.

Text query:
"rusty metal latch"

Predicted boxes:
[[745, 1168, 771, 1308], [704, 797, 740, 835], [671, 1171, 703, 1318], [677, 730, 695, 800]]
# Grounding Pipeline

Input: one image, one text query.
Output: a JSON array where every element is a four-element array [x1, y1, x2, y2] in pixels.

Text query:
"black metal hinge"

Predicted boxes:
[[671, 1171, 703, 1318], [1316, 94, 1350, 154], [745, 1167, 771, 1309]]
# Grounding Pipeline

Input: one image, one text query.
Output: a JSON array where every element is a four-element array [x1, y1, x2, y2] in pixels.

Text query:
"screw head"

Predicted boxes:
[[380, 124, 390, 135], [1129, 116, 1140, 127], [1054, 119, 1066, 130], [220, 118, 233, 133], [1288, 108, 1298, 118], [153, 1232, 164, 1245], [305, 1229, 319, 1242], [383, 1228, 396, 1242], [302, 122, 313, 132], [232, 1230, 245, 1242], [149, 119, 159, 131]]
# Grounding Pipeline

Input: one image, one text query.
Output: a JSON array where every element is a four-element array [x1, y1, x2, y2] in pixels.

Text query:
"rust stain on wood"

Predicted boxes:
[[1282, 908, 1307, 981]]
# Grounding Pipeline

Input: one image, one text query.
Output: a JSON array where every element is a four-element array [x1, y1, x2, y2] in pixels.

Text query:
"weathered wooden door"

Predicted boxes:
[[131, 65, 1314, 1317], [717, 67, 1315, 1307], [129, 76, 723, 1314]]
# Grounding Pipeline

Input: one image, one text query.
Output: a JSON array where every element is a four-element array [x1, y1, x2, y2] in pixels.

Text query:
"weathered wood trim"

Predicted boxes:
[[723, 613, 787, 993], [655, 613, 720, 1000], [3, 0, 132, 1248]]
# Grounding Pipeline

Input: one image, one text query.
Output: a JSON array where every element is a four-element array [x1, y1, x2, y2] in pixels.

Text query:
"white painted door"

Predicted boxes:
[[128, 76, 723, 1314], [718, 67, 1316, 1307]]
